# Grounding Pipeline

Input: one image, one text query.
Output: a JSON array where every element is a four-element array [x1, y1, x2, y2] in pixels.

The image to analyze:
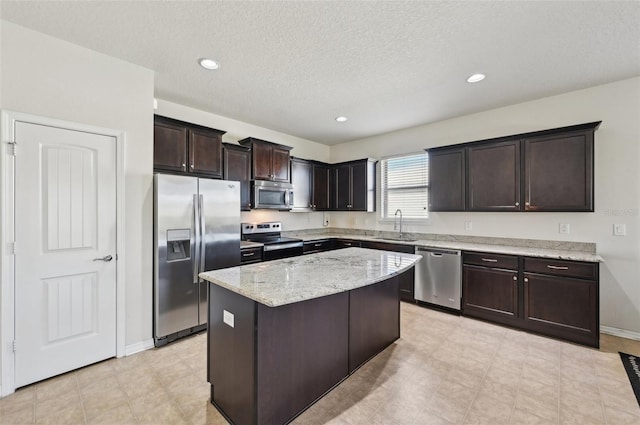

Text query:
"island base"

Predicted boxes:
[[207, 271, 405, 425]]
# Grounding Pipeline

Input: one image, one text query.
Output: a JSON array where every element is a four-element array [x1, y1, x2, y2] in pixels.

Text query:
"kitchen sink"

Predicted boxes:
[[374, 236, 418, 242]]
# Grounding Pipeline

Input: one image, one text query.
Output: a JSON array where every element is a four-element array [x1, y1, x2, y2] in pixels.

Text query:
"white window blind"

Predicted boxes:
[[380, 153, 429, 219]]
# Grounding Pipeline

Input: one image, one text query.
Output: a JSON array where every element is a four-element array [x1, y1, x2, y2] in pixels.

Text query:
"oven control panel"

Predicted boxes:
[[242, 221, 282, 235]]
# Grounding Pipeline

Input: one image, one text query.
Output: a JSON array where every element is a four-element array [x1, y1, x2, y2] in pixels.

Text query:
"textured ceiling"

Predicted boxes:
[[2, 1, 639, 145]]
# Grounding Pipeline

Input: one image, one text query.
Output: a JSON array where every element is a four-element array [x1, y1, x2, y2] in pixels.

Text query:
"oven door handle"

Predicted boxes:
[[263, 242, 303, 251]]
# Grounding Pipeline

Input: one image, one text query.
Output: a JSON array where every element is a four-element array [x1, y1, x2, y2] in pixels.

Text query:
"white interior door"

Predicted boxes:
[[14, 121, 117, 388]]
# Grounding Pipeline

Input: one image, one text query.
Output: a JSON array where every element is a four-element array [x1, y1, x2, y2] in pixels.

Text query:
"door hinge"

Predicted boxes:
[[8, 241, 16, 255], [12, 340, 17, 352], [6, 142, 16, 156]]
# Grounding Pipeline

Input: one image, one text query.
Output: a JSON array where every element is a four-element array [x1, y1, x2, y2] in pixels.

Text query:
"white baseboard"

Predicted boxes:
[[601, 325, 640, 341], [124, 339, 154, 356]]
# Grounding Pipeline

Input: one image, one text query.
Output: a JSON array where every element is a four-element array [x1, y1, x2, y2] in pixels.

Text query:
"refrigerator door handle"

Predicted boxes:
[[193, 194, 201, 284], [199, 194, 205, 278]]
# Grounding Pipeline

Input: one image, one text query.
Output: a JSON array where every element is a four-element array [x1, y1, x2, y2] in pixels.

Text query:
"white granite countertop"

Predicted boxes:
[[294, 233, 603, 263], [200, 247, 421, 307]]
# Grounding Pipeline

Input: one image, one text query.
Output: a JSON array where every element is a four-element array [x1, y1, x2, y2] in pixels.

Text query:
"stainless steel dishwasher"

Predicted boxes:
[[414, 247, 462, 310]]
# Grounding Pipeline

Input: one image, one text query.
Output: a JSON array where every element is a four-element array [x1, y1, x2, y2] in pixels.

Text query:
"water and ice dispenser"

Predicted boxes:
[[166, 229, 191, 261]]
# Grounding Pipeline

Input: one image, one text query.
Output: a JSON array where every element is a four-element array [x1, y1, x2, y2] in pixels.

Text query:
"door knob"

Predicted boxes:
[[93, 255, 113, 262]]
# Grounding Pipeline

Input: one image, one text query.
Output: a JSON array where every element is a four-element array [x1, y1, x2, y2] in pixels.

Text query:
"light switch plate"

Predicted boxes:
[[223, 310, 235, 328], [559, 223, 570, 234], [614, 224, 626, 236]]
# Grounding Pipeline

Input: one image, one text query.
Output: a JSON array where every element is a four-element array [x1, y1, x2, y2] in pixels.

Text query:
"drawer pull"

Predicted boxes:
[[314, 243, 322, 247], [547, 265, 569, 270], [242, 252, 256, 257], [481, 258, 498, 262]]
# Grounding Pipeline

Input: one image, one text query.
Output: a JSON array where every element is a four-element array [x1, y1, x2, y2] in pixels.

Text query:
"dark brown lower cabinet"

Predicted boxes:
[[462, 265, 519, 327], [462, 251, 599, 347], [523, 257, 599, 347]]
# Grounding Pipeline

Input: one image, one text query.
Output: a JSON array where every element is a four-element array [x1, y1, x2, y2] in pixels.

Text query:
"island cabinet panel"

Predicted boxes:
[[223, 144, 251, 211], [523, 130, 594, 211], [428, 147, 466, 211], [256, 293, 349, 425], [208, 284, 257, 425], [467, 140, 521, 211], [348, 273, 401, 373]]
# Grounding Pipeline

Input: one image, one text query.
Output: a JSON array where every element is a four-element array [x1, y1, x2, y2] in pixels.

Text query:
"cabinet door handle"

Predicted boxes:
[[515, 202, 520, 206], [182, 163, 186, 167], [547, 265, 569, 270], [190, 164, 194, 169], [513, 276, 517, 281], [524, 277, 529, 282], [481, 258, 498, 262]]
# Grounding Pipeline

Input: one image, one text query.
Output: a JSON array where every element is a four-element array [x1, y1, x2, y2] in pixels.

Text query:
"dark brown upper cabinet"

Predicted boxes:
[[428, 147, 466, 211], [468, 140, 521, 211], [331, 159, 376, 212], [290, 158, 332, 211], [153, 115, 225, 178], [223, 144, 252, 211], [523, 129, 594, 212], [427, 121, 600, 213], [238, 137, 292, 183], [312, 163, 331, 211]]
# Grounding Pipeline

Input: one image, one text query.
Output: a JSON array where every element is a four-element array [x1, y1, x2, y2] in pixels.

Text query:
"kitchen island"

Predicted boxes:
[[200, 247, 421, 425]]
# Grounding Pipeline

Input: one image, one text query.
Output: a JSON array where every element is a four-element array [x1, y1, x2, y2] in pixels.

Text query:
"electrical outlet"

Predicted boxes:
[[614, 224, 626, 236], [559, 223, 570, 234], [464, 221, 472, 231], [323, 213, 329, 227]]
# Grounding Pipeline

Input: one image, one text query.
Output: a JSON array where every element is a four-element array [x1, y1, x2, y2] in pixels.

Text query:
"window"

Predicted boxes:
[[380, 152, 429, 220]]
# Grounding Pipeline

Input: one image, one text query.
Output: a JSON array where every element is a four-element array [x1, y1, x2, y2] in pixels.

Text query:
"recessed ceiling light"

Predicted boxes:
[[467, 73, 485, 83], [199, 58, 220, 70], [335, 116, 348, 122]]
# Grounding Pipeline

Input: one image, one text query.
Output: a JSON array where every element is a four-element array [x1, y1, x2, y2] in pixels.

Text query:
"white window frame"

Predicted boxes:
[[379, 152, 430, 223]]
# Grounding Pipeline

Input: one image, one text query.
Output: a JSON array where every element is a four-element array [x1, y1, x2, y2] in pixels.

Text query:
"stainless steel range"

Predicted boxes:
[[241, 222, 303, 261]]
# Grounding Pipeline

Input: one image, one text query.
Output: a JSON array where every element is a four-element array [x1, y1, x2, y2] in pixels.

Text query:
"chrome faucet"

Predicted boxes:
[[394, 209, 403, 238]]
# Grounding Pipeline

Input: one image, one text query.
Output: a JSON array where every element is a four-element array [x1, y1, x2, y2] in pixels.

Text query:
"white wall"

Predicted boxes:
[[155, 100, 330, 229], [0, 19, 155, 365], [330, 77, 640, 336]]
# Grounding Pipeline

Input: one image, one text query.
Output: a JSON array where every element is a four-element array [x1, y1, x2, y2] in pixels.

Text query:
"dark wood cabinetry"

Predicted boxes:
[[427, 121, 600, 213], [223, 144, 251, 211], [462, 251, 599, 347], [239, 137, 292, 183], [523, 129, 594, 211], [303, 239, 332, 254], [523, 257, 598, 347], [154, 115, 225, 178], [462, 252, 519, 326], [332, 159, 376, 212], [240, 246, 263, 264], [429, 147, 466, 211], [333, 239, 361, 249], [360, 241, 416, 302], [290, 158, 332, 211], [467, 140, 521, 211], [313, 163, 331, 210]]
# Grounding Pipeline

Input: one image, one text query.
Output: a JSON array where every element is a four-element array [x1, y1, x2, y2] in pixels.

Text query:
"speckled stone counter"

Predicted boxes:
[[285, 230, 603, 263], [200, 247, 421, 307]]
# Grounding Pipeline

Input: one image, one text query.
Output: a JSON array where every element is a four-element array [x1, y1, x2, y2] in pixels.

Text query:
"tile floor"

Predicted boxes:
[[1, 303, 639, 425]]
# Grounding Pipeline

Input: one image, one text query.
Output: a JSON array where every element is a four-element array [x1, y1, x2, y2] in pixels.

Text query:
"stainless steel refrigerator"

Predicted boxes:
[[154, 174, 240, 346]]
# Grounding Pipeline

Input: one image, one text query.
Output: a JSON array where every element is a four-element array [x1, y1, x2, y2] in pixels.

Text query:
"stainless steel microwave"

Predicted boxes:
[[251, 180, 294, 210]]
